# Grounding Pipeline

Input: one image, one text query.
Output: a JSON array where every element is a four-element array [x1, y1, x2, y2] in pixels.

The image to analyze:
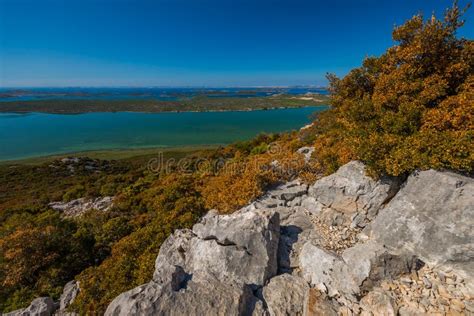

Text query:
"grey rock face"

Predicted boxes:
[[299, 240, 418, 298], [368, 169, 474, 288], [106, 209, 280, 316], [267, 180, 308, 202], [276, 204, 322, 273], [49, 196, 114, 217], [300, 196, 324, 215], [59, 281, 79, 311], [4, 298, 56, 316], [299, 241, 359, 296], [262, 274, 308, 316], [308, 161, 400, 224], [191, 209, 280, 286], [341, 241, 418, 293], [106, 271, 259, 316]]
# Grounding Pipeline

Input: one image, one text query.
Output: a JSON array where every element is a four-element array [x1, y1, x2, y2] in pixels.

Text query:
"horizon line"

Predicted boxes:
[[0, 85, 329, 89]]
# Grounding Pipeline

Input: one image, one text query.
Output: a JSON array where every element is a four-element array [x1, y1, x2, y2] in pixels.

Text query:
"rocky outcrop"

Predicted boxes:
[[49, 196, 114, 217], [104, 162, 474, 315], [59, 281, 80, 311], [48, 157, 111, 174], [3, 298, 55, 316], [296, 146, 315, 163], [367, 169, 474, 289], [3, 281, 80, 316], [308, 161, 401, 225], [105, 209, 280, 315]]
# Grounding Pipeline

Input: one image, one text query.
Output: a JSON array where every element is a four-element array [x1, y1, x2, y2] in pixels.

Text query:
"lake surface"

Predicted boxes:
[[0, 106, 327, 161]]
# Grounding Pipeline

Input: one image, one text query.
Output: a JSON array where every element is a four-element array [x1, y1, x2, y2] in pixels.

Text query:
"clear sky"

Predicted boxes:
[[0, 0, 472, 87]]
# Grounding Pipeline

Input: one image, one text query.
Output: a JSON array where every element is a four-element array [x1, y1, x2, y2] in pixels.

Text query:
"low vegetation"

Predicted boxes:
[[0, 94, 329, 114]]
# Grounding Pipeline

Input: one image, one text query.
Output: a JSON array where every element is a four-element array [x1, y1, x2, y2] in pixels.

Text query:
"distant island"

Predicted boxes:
[[0, 89, 329, 114]]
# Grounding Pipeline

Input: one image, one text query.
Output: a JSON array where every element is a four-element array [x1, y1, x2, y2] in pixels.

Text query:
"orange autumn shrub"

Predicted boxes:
[[201, 133, 321, 213], [314, 3, 474, 176]]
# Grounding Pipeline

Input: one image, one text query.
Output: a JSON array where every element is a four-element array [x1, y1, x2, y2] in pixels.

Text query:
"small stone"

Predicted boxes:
[[451, 289, 463, 298], [381, 282, 391, 291], [400, 277, 412, 285], [419, 298, 429, 308], [446, 278, 455, 285], [437, 285, 450, 299], [398, 304, 423, 316], [450, 299, 464, 311], [465, 301, 474, 312], [359, 289, 397, 316], [339, 306, 353, 316], [316, 282, 328, 294], [421, 289, 430, 298], [422, 277, 432, 289], [436, 271, 446, 283]]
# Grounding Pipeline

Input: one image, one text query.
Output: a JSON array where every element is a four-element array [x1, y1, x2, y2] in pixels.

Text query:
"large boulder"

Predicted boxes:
[[368, 169, 474, 288], [105, 209, 280, 315], [307, 161, 401, 224], [262, 274, 308, 316], [191, 209, 280, 286], [106, 270, 259, 316]]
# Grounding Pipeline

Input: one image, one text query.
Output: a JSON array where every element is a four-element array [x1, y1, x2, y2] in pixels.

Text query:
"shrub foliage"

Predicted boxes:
[[314, 3, 473, 176]]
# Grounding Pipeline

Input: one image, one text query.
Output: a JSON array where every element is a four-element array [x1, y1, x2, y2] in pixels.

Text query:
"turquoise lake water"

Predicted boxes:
[[0, 106, 327, 161]]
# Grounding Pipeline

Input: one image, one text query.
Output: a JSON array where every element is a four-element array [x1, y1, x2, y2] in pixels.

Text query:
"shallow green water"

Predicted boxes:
[[0, 106, 327, 161]]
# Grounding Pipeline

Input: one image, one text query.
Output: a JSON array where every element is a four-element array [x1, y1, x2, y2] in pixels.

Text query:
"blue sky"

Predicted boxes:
[[0, 0, 472, 87]]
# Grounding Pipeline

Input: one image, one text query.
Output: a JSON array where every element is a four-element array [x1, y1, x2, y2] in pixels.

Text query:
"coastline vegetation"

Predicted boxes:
[[0, 94, 329, 114]]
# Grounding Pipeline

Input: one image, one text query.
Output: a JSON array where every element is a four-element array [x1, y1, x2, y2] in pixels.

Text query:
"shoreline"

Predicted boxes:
[[0, 104, 329, 115], [0, 145, 219, 166]]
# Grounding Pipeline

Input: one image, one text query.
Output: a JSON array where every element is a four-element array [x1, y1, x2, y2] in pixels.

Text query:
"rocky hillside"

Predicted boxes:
[[102, 161, 473, 315], [7, 160, 473, 315]]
